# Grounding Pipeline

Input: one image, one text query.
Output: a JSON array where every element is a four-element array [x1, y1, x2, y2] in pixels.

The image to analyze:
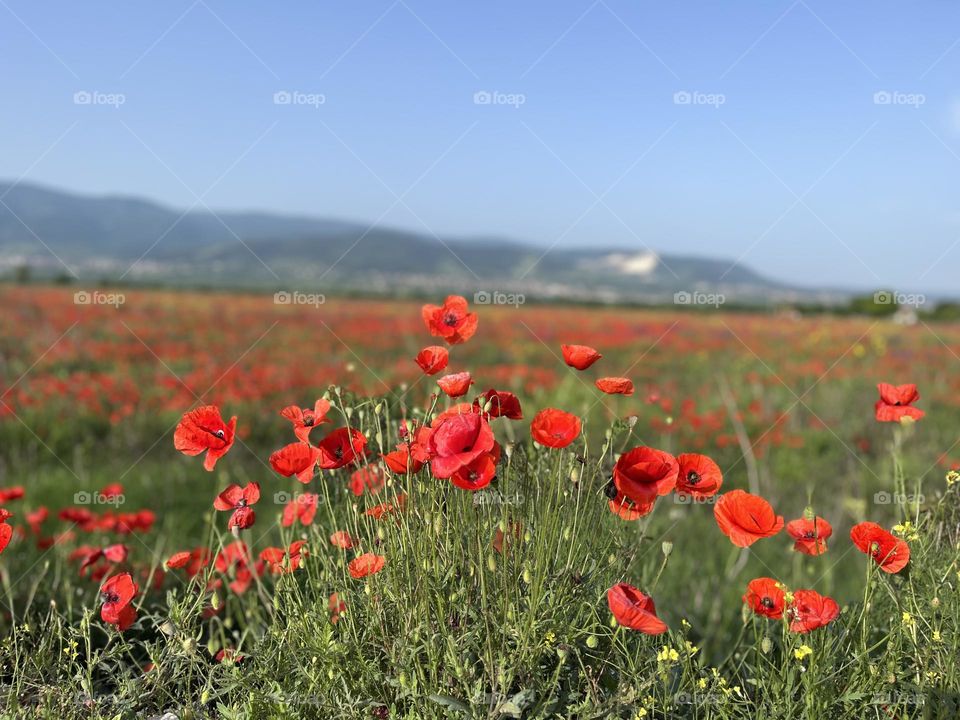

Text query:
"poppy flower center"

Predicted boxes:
[[870, 541, 880, 555], [761, 597, 774, 609], [443, 313, 459, 327], [212, 429, 225, 440], [102, 591, 120, 604], [803, 530, 817, 539], [604, 481, 618, 499], [686, 470, 701, 485], [303, 415, 314, 427], [334, 447, 344, 459]]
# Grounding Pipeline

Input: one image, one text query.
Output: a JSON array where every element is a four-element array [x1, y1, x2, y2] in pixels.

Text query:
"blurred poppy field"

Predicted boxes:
[[1, 283, 960, 718]]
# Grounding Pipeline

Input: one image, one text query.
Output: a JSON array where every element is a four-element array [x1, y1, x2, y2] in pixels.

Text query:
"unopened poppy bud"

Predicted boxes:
[[483, 398, 494, 414], [200, 690, 210, 704], [586, 635, 599, 649], [487, 554, 497, 572], [159, 619, 177, 636], [626, 415, 638, 428], [376, 527, 385, 541], [374, 402, 383, 415], [211, 592, 222, 611], [181, 637, 197, 655], [665, 416, 674, 426], [607, 554, 617, 566], [761, 637, 773, 654], [364, 584, 372, 596], [345, 407, 354, 419], [375, 432, 383, 447], [562, 528, 572, 541], [399, 671, 407, 687], [505, 443, 514, 458], [661, 541, 673, 557], [523, 568, 532, 584]]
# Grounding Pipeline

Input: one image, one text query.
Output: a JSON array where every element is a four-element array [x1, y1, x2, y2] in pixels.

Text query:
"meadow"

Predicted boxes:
[[0, 284, 958, 719]]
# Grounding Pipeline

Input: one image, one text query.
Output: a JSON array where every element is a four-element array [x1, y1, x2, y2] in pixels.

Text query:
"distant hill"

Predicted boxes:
[[0, 181, 825, 303]]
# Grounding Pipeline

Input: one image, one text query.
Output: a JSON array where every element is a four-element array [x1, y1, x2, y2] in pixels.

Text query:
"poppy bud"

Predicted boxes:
[[505, 443, 514, 458], [523, 568, 532, 584], [159, 619, 177, 636], [181, 637, 197, 654], [586, 635, 599, 649], [375, 432, 383, 447], [211, 592, 222, 611], [487, 554, 497, 572], [661, 541, 673, 557], [761, 637, 773, 654], [374, 402, 383, 415]]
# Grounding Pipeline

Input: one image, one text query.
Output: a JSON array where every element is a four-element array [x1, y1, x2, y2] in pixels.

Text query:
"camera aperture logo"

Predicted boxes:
[[73, 90, 126, 108], [474, 290, 525, 307], [274, 290, 326, 308], [74, 290, 125, 308], [674, 290, 725, 308], [473, 90, 526, 108], [273, 90, 326, 108]]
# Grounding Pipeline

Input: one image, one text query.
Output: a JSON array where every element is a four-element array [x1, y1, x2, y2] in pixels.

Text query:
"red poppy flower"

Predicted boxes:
[[381, 444, 424, 475], [561, 344, 602, 370], [281, 493, 319, 527], [174, 405, 237, 471], [214, 482, 260, 530], [76, 543, 128, 575], [349, 466, 385, 496], [472, 389, 523, 420], [786, 516, 832, 556], [850, 521, 910, 573], [415, 346, 450, 375], [329, 592, 346, 623], [492, 521, 523, 555], [365, 494, 407, 520], [607, 583, 667, 634], [613, 447, 679, 504], [426, 412, 495, 479], [260, 540, 308, 574], [742, 577, 786, 619], [100, 483, 123, 499], [449, 445, 499, 491], [607, 493, 655, 521], [421, 295, 478, 345], [874, 383, 924, 423], [713, 490, 784, 547], [0, 511, 12, 555], [26, 506, 47, 535], [270, 442, 321, 483], [596, 377, 634, 396], [100, 572, 138, 631], [214, 541, 256, 594], [437, 372, 474, 398], [317, 427, 368, 470], [0, 486, 24, 503], [166, 548, 209, 577], [330, 530, 356, 549], [787, 589, 839, 633], [280, 398, 331, 443], [348, 553, 386, 579], [215, 649, 245, 664], [675, 453, 723, 498], [530, 408, 582, 449]]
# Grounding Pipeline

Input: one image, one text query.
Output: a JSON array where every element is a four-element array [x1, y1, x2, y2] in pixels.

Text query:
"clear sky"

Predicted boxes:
[[2, 1, 960, 293]]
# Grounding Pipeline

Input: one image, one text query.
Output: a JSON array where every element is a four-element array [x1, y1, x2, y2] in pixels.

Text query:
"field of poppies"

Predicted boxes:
[[1, 284, 959, 719]]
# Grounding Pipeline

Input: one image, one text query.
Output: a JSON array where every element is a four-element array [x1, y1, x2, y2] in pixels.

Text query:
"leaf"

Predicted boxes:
[[427, 694, 469, 714]]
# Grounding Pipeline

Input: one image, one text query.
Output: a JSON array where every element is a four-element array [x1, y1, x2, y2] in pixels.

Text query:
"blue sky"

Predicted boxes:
[[2, 1, 960, 292]]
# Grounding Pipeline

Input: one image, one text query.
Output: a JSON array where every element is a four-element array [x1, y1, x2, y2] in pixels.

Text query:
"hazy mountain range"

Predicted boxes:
[[0, 181, 839, 303]]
